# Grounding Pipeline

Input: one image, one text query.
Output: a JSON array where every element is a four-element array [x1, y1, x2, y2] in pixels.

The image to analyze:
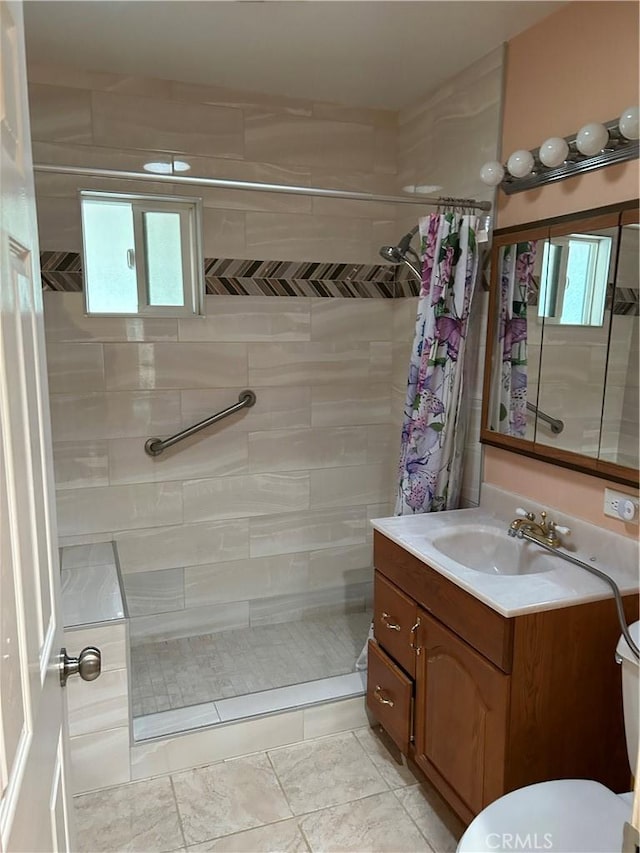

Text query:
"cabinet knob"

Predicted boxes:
[[381, 612, 401, 631], [374, 686, 394, 707]]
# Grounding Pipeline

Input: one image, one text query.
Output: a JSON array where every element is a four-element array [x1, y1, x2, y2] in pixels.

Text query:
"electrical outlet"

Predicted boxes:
[[603, 488, 639, 523]]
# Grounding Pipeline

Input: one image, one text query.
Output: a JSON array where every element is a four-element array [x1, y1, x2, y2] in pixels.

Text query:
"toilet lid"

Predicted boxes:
[[457, 780, 631, 853]]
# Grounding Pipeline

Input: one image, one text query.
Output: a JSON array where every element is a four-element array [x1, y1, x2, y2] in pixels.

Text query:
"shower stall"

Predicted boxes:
[[41, 161, 490, 741]]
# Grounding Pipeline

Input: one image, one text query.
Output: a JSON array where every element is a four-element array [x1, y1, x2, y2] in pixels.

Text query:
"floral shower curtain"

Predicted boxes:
[[395, 211, 480, 515], [489, 241, 537, 438]]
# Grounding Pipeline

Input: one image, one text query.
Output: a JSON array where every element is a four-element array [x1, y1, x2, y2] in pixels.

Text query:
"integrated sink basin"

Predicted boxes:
[[431, 525, 555, 575]]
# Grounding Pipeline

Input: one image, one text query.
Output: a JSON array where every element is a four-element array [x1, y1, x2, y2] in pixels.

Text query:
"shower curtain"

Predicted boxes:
[[489, 241, 537, 438], [395, 211, 480, 515]]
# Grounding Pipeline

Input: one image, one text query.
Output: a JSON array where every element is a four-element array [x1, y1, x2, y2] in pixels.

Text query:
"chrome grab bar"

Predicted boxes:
[[526, 401, 564, 435], [144, 390, 256, 456]]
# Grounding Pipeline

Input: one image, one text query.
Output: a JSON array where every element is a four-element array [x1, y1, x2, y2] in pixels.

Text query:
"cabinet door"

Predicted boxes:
[[414, 611, 510, 818]]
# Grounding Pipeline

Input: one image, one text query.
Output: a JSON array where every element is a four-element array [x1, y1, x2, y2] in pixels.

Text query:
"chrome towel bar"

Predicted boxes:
[[526, 401, 564, 435], [144, 390, 256, 456]]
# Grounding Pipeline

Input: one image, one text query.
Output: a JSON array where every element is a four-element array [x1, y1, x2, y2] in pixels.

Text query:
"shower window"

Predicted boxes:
[[80, 191, 204, 316]]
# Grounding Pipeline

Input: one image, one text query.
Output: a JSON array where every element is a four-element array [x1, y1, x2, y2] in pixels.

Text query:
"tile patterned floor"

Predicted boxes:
[[131, 612, 372, 716], [74, 727, 465, 852]]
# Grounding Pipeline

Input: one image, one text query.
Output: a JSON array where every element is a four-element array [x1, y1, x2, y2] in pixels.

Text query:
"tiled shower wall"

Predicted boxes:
[[45, 292, 394, 640], [30, 50, 504, 638], [28, 62, 403, 639], [27, 61, 399, 264], [394, 47, 503, 506]]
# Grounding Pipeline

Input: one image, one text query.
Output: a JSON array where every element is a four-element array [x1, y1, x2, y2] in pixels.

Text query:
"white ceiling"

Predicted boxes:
[[24, 1, 564, 110]]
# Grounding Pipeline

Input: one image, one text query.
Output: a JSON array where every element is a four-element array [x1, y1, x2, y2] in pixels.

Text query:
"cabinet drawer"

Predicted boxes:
[[367, 640, 412, 753], [374, 572, 418, 676], [374, 532, 513, 672]]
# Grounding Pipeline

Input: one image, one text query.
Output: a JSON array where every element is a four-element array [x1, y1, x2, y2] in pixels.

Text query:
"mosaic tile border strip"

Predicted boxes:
[[40, 252, 403, 298]]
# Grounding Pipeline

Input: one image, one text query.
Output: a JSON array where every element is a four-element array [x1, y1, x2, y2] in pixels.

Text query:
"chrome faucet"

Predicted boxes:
[[508, 507, 571, 549]]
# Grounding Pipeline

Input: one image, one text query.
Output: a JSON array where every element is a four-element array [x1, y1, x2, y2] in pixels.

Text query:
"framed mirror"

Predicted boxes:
[[480, 201, 639, 488]]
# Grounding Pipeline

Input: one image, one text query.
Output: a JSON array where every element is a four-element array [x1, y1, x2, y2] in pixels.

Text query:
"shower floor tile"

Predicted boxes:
[[131, 611, 372, 716]]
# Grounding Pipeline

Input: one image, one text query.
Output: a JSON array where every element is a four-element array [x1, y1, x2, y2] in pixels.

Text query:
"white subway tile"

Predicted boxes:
[[92, 91, 243, 157], [123, 568, 185, 616], [250, 506, 366, 558], [115, 519, 249, 574], [104, 343, 248, 390], [248, 426, 367, 473], [179, 297, 311, 342], [244, 113, 374, 170], [248, 583, 368, 625], [183, 472, 310, 522], [108, 431, 249, 485], [29, 83, 92, 143], [310, 464, 388, 508], [247, 341, 371, 387], [57, 482, 183, 536], [67, 669, 129, 736], [49, 391, 181, 442], [69, 727, 130, 794], [311, 299, 393, 342], [184, 553, 310, 607], [129, 601, 249, 642], [245, 212, 372, 264], [46, 342, 105, 393], [307, 544, 373, 590], [53, 441, 109, 490], [311, 384, 391, 427]]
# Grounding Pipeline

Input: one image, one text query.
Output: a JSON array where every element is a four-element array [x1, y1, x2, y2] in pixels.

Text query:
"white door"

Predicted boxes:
[[1, 2, 73, 850]]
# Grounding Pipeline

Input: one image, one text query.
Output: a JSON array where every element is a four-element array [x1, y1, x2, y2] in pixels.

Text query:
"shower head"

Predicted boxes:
[[379, 244, 404, 264], [378, 226, 421, 282]]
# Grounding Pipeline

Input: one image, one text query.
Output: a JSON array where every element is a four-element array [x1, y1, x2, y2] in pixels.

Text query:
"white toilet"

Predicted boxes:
[[457, 622, 639, 853]]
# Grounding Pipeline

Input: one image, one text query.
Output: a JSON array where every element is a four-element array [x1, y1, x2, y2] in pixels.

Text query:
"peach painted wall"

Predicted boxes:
[[498, 1, 639, 229], [484, 447, 638, 537], [484, 2, 639, 536]]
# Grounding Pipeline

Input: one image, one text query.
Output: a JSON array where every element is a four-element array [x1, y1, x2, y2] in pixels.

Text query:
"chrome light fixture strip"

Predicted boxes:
[[500, 119, 639, 195]]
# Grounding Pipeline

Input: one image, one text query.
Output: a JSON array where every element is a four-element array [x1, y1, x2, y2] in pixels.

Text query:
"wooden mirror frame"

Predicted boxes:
[[480, 199, 639, 489]]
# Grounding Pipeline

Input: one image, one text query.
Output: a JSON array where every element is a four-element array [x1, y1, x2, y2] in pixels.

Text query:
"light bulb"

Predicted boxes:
[[576, 123, 609, 156], [619, 106, 640, 140], [507, 150, 534, 179], [479, 161, 505, 187], [539, 137, 569, 168]]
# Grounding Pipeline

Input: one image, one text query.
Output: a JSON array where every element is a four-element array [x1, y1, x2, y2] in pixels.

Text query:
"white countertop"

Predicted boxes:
[[61, 542, 125, 627], [371, 486, 639, 617]]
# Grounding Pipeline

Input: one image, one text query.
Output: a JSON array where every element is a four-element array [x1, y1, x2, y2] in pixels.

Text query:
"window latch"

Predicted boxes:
[[126, 248, 136, 269]]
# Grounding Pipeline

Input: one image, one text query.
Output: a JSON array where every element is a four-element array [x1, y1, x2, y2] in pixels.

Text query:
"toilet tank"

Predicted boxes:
[[617, 621, 640, 773]]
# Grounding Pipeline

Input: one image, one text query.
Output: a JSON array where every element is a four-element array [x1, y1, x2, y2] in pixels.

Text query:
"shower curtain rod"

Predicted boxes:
[[32, 164, 493, 212]]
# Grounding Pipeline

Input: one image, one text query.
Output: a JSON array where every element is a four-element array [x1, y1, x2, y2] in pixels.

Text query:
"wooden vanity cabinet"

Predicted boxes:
[[367, 531, 639, 825]]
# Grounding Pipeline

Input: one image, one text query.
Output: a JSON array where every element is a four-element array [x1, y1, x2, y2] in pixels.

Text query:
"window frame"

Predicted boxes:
[[79, 190, 205, 318], [538, 232, 612, 327]]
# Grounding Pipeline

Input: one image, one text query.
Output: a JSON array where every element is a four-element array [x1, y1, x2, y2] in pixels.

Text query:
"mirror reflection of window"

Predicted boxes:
[[538, 233, 612, 326]]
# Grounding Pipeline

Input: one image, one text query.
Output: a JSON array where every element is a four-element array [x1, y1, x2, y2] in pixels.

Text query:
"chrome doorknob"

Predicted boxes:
[[60, 646, 101, 687]]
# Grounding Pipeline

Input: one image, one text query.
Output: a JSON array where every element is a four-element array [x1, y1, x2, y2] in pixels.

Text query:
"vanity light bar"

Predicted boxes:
[[480, 108, 640, 194]]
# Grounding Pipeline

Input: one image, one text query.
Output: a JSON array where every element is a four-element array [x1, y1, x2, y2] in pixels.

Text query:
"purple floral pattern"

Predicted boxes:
[[395, 212, 480, 515], [493, 241, 537, 438]]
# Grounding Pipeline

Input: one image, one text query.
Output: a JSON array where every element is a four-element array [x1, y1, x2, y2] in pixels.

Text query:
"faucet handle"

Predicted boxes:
[[552, 523, 571, 536], [515, 507, 536, 520]]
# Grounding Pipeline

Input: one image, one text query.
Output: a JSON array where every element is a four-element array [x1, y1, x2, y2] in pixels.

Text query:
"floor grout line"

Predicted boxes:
[[390, 785, 444, 853], [168, 775, 188, 851]]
